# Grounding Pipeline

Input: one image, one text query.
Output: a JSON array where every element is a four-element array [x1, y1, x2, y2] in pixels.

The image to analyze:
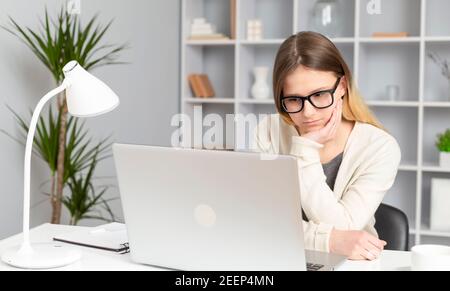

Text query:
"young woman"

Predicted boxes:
[[253, 31, 401, 261]]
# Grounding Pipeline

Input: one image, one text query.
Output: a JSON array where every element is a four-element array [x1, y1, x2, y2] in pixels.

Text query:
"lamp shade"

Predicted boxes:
[[63, 61, 120, 117]]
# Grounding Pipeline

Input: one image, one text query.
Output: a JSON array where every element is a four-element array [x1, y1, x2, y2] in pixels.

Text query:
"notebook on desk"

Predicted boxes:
[[53, 222, 130, 254]]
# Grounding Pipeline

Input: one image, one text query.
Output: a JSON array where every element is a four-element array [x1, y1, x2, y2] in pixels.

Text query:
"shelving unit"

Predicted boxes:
[[180, 0, 450, 248]]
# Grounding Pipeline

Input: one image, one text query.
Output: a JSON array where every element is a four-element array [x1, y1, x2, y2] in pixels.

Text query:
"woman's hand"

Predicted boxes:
[[329, 228, 387, 261], [302, 98, 343, 145]]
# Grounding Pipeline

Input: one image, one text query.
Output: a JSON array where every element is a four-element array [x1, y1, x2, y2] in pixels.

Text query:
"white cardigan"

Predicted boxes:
[[252, 114, 401, 252]]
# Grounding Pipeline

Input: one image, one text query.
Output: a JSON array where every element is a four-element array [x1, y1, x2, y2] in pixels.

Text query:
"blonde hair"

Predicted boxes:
[[273, 31, 384, 130]]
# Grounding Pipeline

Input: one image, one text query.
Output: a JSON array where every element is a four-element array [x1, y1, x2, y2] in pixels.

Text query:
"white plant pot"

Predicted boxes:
[[430, 178, 450, 231], [440, 152, 450, 168]]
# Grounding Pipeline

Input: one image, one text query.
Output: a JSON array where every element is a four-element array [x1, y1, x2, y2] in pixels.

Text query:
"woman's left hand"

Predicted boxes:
[[302, 98, 343, 145]]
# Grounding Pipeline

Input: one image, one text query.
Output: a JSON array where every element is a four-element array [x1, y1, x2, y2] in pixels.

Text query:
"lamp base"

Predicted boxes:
[[1, 242, 81, 269]]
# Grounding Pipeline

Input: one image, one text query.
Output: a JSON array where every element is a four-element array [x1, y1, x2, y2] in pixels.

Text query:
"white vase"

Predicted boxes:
[[251, 66, 270, 100], [430, 178, 450, 231], [440, 152, 450, 168]]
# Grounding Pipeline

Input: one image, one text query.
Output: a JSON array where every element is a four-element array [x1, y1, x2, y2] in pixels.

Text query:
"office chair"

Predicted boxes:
[[374, 203, 409, 251]]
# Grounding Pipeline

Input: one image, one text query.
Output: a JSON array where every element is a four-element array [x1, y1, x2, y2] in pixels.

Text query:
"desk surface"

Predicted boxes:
[[0, 224, 412, 271]]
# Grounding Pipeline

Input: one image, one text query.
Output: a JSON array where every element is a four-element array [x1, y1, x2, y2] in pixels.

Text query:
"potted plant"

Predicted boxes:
[[1, 7, 127, 225], [436, 129, 450, 168]]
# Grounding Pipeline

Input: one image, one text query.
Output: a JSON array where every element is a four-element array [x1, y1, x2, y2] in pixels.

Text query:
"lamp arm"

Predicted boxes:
[[21, 82, 68, 251]]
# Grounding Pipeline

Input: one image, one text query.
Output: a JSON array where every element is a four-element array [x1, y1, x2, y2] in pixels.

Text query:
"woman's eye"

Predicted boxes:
[[313, 92, 324, 97]]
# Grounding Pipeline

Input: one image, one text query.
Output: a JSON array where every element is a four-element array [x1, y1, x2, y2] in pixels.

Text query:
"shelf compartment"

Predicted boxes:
[[420, 172, 450, 234], [358, 42, 420, 102], [239, 0, 293, 40], [424, 42, 450, 102], [182, 103, 235, 150], [235, 104, 276, 151], [423, 108, 450, 165], [296, 0, 355, 38], [336, 43, 354, 76], [185, 45, 235, 99], [359, 0, 420, 37], [382, 171, 417, 229], [184, 0, 232, 40], [371, 107, 418, 166], [238, 103, 276, 115], [238, 44, 278, 101], [426, 0, 450, 37]]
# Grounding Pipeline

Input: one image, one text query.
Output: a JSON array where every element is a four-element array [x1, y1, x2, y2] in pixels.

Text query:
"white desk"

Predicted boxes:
[[0, 224, 412, 271]]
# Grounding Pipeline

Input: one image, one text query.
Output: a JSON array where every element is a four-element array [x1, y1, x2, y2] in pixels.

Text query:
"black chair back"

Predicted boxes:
[[374, 203, 409, 251]]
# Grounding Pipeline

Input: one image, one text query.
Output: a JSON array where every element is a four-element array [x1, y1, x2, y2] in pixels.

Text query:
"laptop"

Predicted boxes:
[[113, 143, 346, 271]]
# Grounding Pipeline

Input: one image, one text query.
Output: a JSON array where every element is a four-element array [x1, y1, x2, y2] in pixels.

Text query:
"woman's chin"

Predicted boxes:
[[303, 123, 324, 132]]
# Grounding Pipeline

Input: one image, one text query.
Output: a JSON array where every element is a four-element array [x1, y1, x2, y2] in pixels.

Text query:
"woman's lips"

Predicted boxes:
[[303, 119, 321, 126]]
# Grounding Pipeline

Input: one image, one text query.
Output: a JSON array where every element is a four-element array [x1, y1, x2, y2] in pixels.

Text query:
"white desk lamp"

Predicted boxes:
[[1, 61, 120, 269]]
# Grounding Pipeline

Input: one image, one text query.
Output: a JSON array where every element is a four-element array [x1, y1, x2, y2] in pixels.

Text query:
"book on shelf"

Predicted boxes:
[[188, 74, 204, 97], [200, 75, 215, 97], [372, 32, 409, 38], [188, 74, 215, 98]]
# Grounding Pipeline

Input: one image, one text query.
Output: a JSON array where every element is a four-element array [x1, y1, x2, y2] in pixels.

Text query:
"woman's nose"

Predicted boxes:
[[302, 101, 317, 117]]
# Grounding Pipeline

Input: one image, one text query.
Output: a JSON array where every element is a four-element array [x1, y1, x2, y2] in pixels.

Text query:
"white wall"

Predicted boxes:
[[0, 0, 180, 239]]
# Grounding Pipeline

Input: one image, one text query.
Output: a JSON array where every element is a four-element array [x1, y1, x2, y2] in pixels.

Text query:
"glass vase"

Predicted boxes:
[[311, 0, 343, 38]]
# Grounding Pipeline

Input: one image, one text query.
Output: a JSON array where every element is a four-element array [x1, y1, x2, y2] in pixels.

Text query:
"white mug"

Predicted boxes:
[[386, 85, 400, 101], [411, 245, 450, 271]]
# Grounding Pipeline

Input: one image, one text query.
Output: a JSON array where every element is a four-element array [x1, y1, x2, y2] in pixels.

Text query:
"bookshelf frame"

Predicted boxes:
[[180, 0, 450, 248]]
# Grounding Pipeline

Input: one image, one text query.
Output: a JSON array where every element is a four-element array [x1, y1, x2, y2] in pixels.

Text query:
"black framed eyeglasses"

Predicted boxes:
[[281, 77, 343, 114]]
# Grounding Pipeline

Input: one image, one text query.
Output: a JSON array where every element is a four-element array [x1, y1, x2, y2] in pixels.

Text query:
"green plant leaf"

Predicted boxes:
[[63, 150, 118, 225], [436, 129, 450, 153]]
